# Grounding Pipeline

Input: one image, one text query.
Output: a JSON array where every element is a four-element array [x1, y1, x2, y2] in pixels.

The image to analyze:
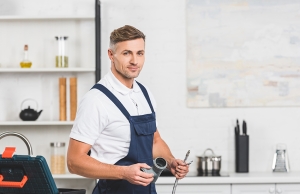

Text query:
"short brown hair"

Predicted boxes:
[[110, 25, 145, 50]]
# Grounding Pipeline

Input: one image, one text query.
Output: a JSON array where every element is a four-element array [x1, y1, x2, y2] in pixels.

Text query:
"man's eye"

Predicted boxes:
[[138, 52, 144, 56], [123, 52, 128, 55]]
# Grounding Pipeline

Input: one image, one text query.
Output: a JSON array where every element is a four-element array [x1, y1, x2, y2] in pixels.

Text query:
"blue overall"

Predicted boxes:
[[91, 82, 157, 194]]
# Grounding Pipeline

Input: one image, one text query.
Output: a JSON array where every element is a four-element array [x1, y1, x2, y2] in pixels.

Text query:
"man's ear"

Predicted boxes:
[[108, 49, 114, 61]]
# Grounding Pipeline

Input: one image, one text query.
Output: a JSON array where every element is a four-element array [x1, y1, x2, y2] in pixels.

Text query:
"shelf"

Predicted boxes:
[[52, 174, 94, 179], [0, 15, 94, 20], [0, 68, 95, 73], [0, 121, 74, 126]]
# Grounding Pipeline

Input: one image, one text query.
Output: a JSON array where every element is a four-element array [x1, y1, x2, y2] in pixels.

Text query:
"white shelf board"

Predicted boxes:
[[52, 174, 94, 179], [0, 121, 74, 126], [0, 15, 94, 20], [0, 68, 95, 73]]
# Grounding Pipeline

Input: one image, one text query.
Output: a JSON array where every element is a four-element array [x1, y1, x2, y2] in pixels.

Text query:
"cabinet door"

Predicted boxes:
[[232, 184, 275, 194], [276, 184, 300, 194], [156, 184, 231, 194]]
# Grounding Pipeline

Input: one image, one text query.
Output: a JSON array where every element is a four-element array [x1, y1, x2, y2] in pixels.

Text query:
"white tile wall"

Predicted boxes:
[[1, 0, 300, 181]]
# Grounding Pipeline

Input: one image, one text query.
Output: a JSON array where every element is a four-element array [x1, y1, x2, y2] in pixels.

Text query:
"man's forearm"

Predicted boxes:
[[152, 133, 175, 170], [68, 152, 125, 179], [67, 139, 125, 179]]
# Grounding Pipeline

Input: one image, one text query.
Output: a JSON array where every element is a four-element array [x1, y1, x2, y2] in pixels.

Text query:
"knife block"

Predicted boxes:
[[235, 135, 249, 172]]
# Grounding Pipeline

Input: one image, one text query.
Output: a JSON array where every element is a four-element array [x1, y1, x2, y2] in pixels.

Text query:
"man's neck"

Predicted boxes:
[[111, 68, 134, 89]]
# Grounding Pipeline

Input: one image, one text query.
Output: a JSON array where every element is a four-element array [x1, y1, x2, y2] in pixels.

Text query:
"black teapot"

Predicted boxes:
[[19, 99, 43, 121]]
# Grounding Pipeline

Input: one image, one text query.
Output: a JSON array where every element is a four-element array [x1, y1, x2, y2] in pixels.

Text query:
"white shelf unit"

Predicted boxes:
[[0, 6, 96, 193], [0, 14, 96, 121], [0, 121, 74, 126]]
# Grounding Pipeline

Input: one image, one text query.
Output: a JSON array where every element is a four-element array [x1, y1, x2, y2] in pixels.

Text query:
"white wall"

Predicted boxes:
[[1, 0, 300, 177], [100, 0, 300, 174]]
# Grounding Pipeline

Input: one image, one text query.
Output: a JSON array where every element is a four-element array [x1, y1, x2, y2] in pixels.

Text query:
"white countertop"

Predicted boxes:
[[156, 172, 300, 184]]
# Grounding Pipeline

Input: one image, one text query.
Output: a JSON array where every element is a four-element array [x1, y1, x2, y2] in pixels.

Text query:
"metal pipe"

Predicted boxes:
[[0, 131, 33, 155], [172, 150, 190, 194]]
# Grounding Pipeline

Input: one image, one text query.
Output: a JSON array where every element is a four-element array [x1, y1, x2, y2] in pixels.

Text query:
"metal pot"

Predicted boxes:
[[197, 148, 221, 176]]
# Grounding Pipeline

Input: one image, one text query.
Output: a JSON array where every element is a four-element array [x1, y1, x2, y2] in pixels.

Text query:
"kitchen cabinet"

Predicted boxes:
[[232, 184, 275, 194], [232, 184, 300, 194], [275, 184, 300, 194], [156, 183, 300, 194], [156, 173, 300, 194], [156, 184, 231, 194]]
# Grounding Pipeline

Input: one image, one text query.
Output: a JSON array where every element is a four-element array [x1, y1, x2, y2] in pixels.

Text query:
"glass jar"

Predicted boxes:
[[55, 36, 68, 68], [50, 142, 66, 174]]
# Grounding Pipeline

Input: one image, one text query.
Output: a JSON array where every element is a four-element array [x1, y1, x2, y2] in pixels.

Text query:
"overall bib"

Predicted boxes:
[[91, 82, 157, 194]]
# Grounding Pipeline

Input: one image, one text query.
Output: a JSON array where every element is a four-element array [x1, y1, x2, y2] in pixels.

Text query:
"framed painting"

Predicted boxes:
[[187, 0, 300, 107]]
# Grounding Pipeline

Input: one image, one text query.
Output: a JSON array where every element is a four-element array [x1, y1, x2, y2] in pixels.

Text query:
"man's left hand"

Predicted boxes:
[[169, 159, 189, 179]]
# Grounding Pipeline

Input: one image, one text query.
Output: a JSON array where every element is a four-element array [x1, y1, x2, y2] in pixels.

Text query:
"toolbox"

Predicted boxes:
[[0, 131, 86, 194]]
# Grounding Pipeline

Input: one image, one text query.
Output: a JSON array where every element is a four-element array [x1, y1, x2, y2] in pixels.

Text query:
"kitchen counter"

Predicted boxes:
[[156, 172, 300, 184]]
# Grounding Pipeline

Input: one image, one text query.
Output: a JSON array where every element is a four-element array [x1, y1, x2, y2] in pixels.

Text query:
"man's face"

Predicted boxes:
[[109, 38, 145, 82]]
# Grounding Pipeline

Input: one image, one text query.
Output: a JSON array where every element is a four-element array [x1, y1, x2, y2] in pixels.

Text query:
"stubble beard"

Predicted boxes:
[[115, 65, 141, 80]]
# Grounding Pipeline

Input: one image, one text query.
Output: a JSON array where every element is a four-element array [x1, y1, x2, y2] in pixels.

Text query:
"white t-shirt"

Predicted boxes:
[[70, 70, 157, 164]]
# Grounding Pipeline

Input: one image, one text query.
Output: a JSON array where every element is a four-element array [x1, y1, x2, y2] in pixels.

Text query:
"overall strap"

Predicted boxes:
[[136, 81, 154, 113], [91, 84, 131, 121]]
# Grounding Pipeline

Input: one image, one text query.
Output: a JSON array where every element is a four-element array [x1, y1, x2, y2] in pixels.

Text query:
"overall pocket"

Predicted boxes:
[[132, 119, 156, 162]]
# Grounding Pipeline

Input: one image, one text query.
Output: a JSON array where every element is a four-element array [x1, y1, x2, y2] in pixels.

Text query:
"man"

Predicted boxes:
[[67, 25, 189, 194]]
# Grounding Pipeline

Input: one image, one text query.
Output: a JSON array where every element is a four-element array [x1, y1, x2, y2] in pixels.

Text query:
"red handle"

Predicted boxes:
[[2, 147, 15, 158], [0, 175, 28, 188]]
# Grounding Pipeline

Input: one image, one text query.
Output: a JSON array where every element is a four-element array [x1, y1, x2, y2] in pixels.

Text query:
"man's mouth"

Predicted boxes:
[[127, 66, 139, 71]]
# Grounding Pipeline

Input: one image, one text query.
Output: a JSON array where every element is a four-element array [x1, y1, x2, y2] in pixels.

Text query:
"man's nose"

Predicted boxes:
[[130, 54, 138, 65]]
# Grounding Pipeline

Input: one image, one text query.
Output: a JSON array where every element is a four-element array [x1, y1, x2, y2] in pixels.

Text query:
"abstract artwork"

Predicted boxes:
[[186, 0, 300, 107]]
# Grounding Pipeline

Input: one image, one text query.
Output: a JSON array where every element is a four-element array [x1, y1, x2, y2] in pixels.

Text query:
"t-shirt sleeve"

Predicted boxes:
[[69, 90, 108, 145]]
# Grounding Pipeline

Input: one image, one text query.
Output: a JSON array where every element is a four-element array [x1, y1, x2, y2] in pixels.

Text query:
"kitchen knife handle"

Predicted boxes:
[[242, 120, 247, 135], [235, 126, 239, 136]]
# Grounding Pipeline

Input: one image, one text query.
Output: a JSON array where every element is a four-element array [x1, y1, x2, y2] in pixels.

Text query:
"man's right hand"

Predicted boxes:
[[122, 163, 154, 186]]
